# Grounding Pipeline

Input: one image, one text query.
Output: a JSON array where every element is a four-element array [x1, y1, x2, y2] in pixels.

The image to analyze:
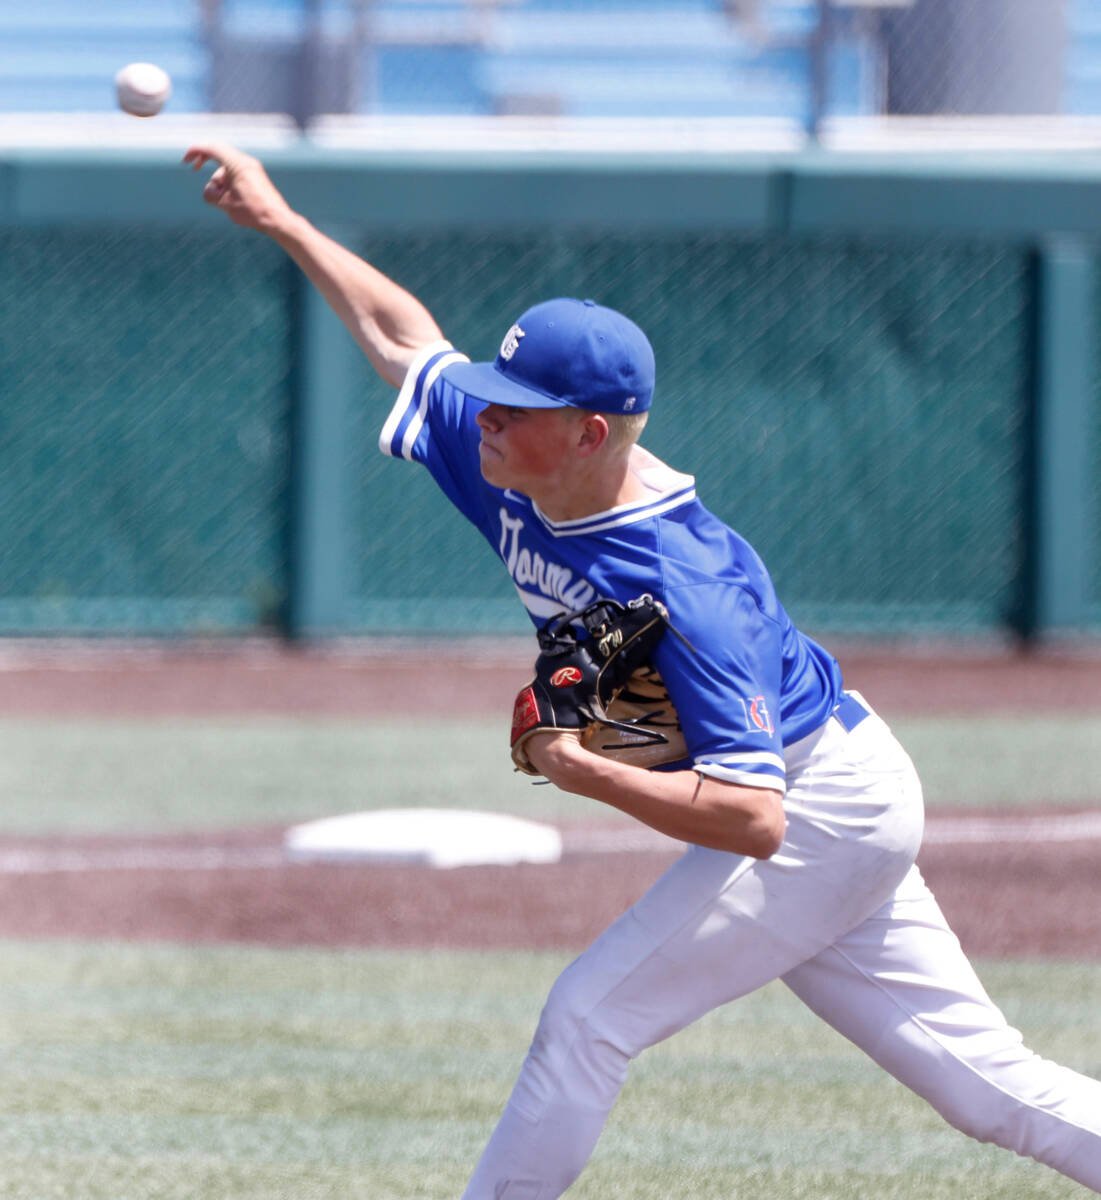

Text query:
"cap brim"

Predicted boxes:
[[441, 360, 570, 409]]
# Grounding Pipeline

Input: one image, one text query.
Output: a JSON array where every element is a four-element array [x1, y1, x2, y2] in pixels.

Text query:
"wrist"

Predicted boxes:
[[267, 206, 311, 244], [524, 730, 585, 777]]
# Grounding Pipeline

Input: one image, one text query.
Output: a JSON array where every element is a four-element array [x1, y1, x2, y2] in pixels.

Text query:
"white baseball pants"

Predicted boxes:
[[462, 700, 1101, 1197]]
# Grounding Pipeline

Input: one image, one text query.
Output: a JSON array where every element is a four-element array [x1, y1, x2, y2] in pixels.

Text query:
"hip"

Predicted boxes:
[[781, 691, 925, 857]]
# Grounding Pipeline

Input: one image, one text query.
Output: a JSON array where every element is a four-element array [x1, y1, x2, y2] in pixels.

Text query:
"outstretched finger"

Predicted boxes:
[[182, 147, 214, 171], [182, 142, 239, 172]]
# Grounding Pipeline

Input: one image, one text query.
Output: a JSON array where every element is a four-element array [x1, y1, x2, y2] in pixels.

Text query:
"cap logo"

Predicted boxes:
[[500, 324, 525, 361], [623, 396, 636, 411]]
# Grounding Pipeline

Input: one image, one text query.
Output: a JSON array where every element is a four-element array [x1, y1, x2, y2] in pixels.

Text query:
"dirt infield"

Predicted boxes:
[[0, 641, 1098, 959], [0, 822, 1098, 959], [1, 637, 1100, 717]]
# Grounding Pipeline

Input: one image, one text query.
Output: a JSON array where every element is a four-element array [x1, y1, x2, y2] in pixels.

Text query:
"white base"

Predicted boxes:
[[283, 808, 563, 870]]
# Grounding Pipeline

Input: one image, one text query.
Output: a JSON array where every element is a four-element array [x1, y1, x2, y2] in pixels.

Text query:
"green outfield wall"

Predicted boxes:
[[1, 147, 1098, 640]]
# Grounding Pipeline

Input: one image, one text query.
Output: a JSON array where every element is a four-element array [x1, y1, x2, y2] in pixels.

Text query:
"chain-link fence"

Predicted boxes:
[[3, 1, 1100, 125], [0, 229, 295, 633], [0, 206, 1051, 638], [2, 0, 1100, 639], [342, 229, 1034, 636]]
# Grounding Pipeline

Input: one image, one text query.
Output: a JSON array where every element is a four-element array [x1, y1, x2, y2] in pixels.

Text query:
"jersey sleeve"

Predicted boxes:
[[654, 582, 787, 793], [378, 341, 487, 527]]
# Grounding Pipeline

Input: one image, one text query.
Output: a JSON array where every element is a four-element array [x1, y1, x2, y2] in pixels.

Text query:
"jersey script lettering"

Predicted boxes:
[[498, 509, 596, 609]]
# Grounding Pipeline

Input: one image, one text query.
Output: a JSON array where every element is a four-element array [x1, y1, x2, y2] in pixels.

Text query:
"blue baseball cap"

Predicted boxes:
[[441, 297, 655, 414]]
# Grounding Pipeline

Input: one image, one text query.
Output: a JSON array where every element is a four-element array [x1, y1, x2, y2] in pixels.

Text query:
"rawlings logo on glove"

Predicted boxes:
[[509, 593, 690, 777]]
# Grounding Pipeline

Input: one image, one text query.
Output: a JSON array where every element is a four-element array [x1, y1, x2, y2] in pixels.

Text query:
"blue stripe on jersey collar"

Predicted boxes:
[[506, 481, 697, 538]]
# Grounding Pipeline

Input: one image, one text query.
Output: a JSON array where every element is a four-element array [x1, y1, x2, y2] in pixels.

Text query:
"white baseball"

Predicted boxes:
[[114, 62, 172, 117]]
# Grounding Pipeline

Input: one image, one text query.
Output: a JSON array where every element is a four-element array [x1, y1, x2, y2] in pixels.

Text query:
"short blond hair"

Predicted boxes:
[[560, 407, 648, 451], [604, 410, 649, 450]]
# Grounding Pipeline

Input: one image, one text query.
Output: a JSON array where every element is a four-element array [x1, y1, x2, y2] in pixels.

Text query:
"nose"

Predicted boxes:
[[476, 403, 504, 431]]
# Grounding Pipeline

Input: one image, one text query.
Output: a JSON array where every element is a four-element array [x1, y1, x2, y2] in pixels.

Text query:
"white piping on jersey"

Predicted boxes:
[[379, 340, 466, 460], [522, 485, 697, 538], [523, 444, 697, 536]]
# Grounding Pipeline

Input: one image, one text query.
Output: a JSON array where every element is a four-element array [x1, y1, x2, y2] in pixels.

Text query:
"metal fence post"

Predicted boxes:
[[1026, 235, 1095, 638], [285, 240, 357, 638], [805, 0, 832, 140]]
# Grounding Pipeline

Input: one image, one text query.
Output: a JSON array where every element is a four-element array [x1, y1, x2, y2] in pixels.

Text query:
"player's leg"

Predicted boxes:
[[461, 716, 924, 1199], [783, 865, 1101, 1191], [459, 848, 759, 1199]]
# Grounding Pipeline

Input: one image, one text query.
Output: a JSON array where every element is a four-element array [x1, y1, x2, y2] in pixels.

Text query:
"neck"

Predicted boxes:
[[531, 447, 652, 522]]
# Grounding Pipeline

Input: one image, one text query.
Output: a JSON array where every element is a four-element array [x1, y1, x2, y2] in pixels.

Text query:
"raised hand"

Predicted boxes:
[[182, 143, 293, 234]]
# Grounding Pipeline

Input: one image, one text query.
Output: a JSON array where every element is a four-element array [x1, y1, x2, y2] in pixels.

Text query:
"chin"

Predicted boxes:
[[479, 449, 507, 489]]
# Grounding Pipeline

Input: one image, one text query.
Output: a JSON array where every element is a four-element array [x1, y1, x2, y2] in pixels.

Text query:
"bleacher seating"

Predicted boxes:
[[475, 9, 801, 118], [360, 0, 876, 120], [0, 0, 1095, 125], [0, 1, 206, 114], [1066, 0, 1101, 112]]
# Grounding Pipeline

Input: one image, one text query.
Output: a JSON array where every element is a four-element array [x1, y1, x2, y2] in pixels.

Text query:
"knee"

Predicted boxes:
[[943, 1094, 1022, 1148], [928, 1055, 1077, 1158], [528, 970, 633, 1089]]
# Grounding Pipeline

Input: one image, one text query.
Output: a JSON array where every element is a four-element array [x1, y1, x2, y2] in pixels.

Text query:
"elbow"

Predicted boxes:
[[698, 779, 786, 858], [748, 805, 786, 859], [739, 790, 786, 859]]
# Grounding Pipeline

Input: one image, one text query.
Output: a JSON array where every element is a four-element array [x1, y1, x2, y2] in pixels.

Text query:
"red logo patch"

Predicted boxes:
[[549, 666, 583, 688], [742, 694, 775, 735], [511, 686, 540, 745]]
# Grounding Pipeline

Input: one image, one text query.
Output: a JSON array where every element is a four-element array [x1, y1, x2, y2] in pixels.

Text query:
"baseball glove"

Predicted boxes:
[[510, 593, 688, 776], [578, 659, 687, 769]]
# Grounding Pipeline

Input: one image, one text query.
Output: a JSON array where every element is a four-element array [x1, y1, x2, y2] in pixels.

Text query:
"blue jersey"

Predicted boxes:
[[380, 343, 845, 794]]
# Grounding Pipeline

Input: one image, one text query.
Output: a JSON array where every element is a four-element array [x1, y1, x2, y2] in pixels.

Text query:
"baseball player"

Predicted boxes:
[[185, 143, 1101, 1197]]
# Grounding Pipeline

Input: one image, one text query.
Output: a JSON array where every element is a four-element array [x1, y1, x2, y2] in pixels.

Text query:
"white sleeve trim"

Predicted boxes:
[[378, 340, 467, 460], [702, 750, 785, 772], [695, 761, 787, 795]]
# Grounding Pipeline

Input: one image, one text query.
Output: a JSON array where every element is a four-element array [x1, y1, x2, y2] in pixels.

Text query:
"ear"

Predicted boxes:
[[575, 412, 610, 457]]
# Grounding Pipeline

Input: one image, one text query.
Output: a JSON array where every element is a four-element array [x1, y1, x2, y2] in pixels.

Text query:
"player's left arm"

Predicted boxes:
[[522, 582, 787, 856], [525, 733, 785, 858]]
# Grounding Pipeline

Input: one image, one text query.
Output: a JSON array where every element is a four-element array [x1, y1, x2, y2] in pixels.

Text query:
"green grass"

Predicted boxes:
[[0, 713, 1097, 1198], [0, 718, 573, 834], [0, 712, 1097, 835], [0, 941, 1096, 1199], [890, 713, 1101, 809]]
